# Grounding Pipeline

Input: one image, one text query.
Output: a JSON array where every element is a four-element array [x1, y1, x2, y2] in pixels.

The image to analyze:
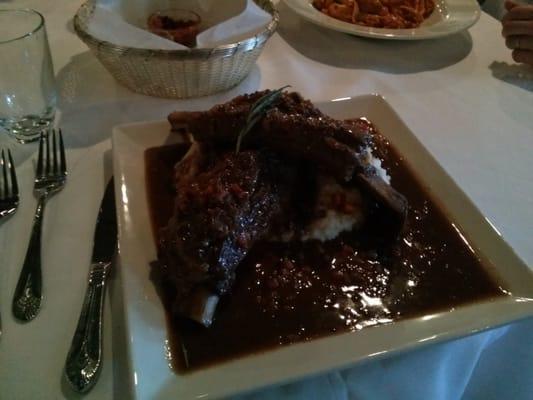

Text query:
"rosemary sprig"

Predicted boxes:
[[235, 85, 291, 153]]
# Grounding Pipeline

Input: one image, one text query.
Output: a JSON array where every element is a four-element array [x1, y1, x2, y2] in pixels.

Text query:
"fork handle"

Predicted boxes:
[[12, 195, 45, 322], [64, 262, 110, 393]]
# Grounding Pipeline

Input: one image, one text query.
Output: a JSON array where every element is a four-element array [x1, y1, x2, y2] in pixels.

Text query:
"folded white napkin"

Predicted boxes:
[[86, 0, 272, 50], [197, 0, 273, 47]]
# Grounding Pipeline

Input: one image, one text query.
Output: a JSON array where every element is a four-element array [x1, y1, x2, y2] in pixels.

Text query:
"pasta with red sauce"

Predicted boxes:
[[313, 0, 435, 29]]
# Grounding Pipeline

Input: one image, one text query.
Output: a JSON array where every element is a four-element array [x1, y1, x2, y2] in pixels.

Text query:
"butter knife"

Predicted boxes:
[[64, 179, 117, 393]]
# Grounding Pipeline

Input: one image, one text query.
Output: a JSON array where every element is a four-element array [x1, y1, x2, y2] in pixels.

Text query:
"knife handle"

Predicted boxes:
[[64, 261, 111, 393]]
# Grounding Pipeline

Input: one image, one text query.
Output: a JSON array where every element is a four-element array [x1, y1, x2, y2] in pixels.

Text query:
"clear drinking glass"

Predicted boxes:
[[0, 9, 57, 143]]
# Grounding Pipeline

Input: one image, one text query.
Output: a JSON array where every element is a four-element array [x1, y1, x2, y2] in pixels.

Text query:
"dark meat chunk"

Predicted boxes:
[[169, 91, 371, 181], [168, 90, 407, 229], [169, 91, 325, 132], [259, 110, 370, 181], [159, 150, 282, 326], [168, 90, 370, 148]]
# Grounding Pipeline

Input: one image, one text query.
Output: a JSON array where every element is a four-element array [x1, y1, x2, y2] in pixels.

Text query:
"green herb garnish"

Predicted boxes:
[[235, 85, 291, 153]]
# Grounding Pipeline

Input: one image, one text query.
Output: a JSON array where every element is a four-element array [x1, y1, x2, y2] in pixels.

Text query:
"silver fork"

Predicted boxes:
[[0, 149, 19, 221], [0, 149, 19, 336], [12, 129, 67, 322]]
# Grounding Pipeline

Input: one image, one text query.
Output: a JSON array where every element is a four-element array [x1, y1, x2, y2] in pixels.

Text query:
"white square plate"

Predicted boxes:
[[112, 94, 533, 400], [283, 0, 481, 40]]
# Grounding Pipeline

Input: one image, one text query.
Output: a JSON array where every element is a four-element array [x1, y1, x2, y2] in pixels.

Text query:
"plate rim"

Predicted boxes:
[[112, 93, 533, 400]]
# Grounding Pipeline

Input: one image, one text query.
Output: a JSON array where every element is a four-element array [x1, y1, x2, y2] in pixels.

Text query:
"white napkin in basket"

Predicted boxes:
[[86, 0, 272, 50], [196, 0, 272, 47]]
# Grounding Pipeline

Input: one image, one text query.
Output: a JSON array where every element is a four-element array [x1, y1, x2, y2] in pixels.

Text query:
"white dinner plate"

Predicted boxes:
[[112, 94, 533, 400], [283, 0, 481, 40]]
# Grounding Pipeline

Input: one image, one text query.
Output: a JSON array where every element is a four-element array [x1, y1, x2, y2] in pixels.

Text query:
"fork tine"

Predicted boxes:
[[8, 150, 18, 198], [2, 150, 8, 198], [59, 129, 67, 175], [36, 132, 45, 177], [45, 130, 51, 176], [52, 129, 58, 174], [0, 150, 6, 199]]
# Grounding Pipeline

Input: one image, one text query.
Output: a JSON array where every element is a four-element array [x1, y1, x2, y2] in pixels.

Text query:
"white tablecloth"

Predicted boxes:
[[1, 1, 532, 399]]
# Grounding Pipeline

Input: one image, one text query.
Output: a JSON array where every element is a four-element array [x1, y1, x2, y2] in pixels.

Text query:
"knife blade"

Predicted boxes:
[[91, 178, 118, 263], [64, 178, 117, 393]]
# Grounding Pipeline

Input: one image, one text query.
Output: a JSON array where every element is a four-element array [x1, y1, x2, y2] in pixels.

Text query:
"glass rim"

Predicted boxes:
[[0, 9, 45, 45]]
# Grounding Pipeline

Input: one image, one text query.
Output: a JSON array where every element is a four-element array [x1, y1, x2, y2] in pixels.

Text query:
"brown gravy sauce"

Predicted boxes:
[[145, 126, 504, 373]]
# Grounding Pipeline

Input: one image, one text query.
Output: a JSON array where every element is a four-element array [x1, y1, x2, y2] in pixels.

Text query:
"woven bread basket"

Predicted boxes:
[[73, 0, 278, 98]]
